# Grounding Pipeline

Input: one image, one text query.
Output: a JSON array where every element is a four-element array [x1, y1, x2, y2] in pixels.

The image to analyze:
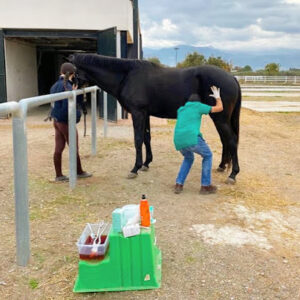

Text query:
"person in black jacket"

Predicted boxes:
[[50, 62, 92, 182]]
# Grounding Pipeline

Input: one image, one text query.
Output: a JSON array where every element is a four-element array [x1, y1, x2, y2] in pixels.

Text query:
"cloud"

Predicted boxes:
[[139, 0, 300, 51], [191, 24, 300, 51], [283, 0, 300, 4], [141, 18, 183, 48]]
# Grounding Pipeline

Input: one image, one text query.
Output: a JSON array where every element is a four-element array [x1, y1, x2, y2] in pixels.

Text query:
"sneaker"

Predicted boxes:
[[200, 185, 217, 195], [174, 183, 183, 194], [77, 171, 92, 179], [55, 175, 69, 182]]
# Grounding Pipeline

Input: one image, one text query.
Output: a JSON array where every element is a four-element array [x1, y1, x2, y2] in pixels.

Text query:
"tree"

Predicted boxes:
[[177, 52, 206, 68], [242, 65, 252, 72], [207, 56, 232, 72], [264, 63, 280, 75], [147, 57, 163, 67]]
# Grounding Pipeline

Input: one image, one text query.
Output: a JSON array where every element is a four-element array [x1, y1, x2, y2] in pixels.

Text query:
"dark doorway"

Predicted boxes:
[[37, 51, 75, 95], [37, 51, 58, 95]]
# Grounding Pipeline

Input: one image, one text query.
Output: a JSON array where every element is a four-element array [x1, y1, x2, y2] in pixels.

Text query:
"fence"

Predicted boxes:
[[0, 86, 109, 266], [241, 85, 300, 97], [236, 76, 300, 84]]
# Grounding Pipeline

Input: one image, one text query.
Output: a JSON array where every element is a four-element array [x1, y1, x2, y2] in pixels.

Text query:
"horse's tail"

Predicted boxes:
[[231, 78, 241, 143]]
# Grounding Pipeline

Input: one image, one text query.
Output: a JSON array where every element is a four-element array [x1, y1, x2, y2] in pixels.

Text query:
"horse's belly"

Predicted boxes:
[[151, 111, 177, 119], [149, 101, 179, 119]]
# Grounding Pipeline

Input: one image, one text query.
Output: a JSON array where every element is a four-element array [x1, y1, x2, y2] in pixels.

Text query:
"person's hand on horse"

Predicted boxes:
[[72, 84, 78, 90], [209, 86, 221, 99]]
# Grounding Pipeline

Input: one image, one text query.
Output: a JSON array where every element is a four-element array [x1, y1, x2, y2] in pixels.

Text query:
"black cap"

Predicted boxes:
[[188, 93, 201, 102]]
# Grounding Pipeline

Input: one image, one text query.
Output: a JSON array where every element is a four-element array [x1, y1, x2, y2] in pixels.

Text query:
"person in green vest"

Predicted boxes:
[[173, 86, 223, 194]]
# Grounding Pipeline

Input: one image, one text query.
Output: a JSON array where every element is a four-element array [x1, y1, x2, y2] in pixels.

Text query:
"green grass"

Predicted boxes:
[[30, 206, 56, 221], [185, 256, 196, 263], [99, 138, 132, 151], [53, 194, 86, 205], [167, 119, 176, 125], [29, 278, 39, 289]]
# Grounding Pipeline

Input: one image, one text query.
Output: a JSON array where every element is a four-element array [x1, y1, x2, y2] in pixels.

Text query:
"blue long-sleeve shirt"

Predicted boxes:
[[50, 76, 84, 123]]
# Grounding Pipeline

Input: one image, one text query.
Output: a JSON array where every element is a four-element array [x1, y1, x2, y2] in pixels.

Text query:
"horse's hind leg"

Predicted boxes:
[[141, 115, 152, 171], [215, 123, 231, 172], [215, 122, 240, 183], [128, 109, 146, 178]]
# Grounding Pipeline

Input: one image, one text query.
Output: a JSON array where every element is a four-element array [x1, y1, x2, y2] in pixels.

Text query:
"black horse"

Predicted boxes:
[[70, 54, 241, 183]]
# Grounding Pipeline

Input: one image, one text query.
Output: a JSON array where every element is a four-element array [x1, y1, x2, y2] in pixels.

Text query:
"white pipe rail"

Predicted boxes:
[[103, 91, 108, 138], [241, 86, 300, 98], [0, 86, 110, 267], [241, 85, 300, 89], [0, 101, 20, 116], [236, 75, 300, 84], [242, 92, 300, 97], [242, 88, 300, 92]]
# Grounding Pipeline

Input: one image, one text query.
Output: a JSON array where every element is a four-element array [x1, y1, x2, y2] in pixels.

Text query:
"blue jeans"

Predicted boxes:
[[176, 136, 213, 186]]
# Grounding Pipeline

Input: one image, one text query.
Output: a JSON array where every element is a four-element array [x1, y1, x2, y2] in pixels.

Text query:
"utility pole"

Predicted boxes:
[[174, 47, 179, 67]]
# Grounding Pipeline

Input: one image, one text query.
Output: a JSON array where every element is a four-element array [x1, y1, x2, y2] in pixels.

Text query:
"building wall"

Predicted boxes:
[[5, 40, 38, 102], [0, 0, 134, 43]]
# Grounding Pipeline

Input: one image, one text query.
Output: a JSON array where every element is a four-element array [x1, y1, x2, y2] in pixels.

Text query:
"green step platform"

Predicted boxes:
[[73, 225, 162, 292]]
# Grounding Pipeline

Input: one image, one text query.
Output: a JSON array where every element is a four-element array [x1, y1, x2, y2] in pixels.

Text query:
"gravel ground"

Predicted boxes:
[[0, 106, 299, 300]]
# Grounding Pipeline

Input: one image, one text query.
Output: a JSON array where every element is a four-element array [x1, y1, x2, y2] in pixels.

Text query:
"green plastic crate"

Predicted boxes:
[[73, 225, 162, 292]]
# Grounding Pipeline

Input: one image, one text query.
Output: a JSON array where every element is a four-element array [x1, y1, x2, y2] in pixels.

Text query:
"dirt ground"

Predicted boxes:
[[0, 106, 299, 300]]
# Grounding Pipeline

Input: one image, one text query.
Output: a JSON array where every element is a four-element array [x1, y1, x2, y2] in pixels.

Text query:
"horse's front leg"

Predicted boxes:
[[141, 115, 152, 171], [128, 110, 146, 179]]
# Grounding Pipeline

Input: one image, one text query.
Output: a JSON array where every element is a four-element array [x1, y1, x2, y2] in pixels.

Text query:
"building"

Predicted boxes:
[[0, 0, 142, 121]]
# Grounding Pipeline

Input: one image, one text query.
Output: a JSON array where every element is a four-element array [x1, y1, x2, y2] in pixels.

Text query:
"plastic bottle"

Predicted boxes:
[[140, 194, 150, 227]]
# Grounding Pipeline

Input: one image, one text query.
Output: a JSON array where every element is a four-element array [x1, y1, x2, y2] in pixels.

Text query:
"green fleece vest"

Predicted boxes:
[[173, 101, 212, 151]]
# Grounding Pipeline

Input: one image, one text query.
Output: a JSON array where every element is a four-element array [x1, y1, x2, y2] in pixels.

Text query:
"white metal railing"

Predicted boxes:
[[0, 86, 109, 267], [241, 85, 300, 97], [236, 76, 300, 84]]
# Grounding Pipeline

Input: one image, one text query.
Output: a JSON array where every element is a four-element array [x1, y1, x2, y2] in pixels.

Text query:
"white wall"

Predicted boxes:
[[5, 40, 38, 102], [0, 0, 134, 43]]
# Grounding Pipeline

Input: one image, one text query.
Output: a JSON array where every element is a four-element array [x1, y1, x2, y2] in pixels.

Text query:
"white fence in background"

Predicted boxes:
[[241, 85, 300, 97], [241, 85, 300, 112], [0, 87, 109, 267], [236, 76, 300, 84]]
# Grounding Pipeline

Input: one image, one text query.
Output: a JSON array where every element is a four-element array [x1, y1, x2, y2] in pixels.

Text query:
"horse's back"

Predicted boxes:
[[120, 64, 240, 119], [195, 65, 239, 98]]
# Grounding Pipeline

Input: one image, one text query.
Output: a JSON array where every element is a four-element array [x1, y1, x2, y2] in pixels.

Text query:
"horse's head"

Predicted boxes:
[[68, 54, 97, 88], [67, 53, 132, 98]]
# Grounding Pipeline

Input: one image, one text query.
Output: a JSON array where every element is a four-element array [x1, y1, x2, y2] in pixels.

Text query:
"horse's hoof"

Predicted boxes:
[[217, 167, 226, 172], [225, 177, 236, 185], [140, 166, 149, 172], [127, 172, 138, 179]]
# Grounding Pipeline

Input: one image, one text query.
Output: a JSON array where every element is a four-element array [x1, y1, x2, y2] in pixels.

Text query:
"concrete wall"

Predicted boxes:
[[4, 40, 38, 102], [0, 0, 134, 43]]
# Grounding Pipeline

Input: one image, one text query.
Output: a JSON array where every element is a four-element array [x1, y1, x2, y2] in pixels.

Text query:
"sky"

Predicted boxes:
[[138, 0, 300, 52]]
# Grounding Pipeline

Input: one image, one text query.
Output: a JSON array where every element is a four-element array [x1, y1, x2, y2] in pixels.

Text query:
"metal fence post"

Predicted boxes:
[[0, 86, 99, 266], [68, 91, 77, 189], [91, 90, 97, 155], [12, 109, 30, 266], [103, 91, 108, 138]]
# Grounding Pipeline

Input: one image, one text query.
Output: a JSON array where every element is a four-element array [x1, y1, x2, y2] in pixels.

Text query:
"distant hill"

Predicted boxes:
[[142, 45, 300, 70]]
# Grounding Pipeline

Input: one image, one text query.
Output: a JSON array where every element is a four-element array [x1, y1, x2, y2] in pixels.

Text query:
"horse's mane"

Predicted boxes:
[[74, 54, 159, 72]]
